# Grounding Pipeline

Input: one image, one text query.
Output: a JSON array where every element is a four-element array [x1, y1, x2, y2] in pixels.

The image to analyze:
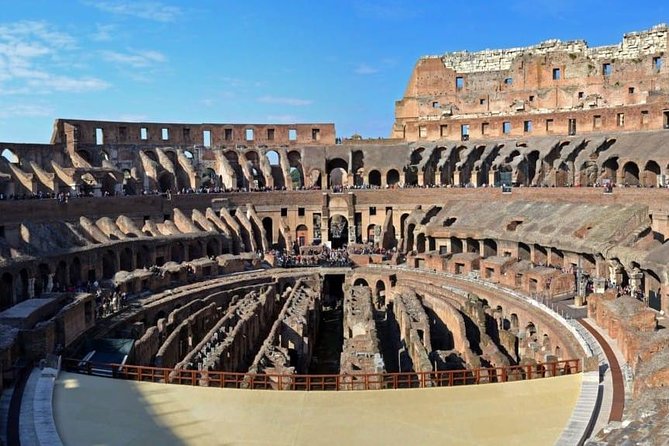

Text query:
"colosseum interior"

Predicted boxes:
[[1, 24, 669, 445]]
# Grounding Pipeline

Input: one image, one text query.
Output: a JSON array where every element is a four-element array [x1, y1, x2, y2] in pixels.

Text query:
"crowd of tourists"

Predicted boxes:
[[271, 245, 352, 268]]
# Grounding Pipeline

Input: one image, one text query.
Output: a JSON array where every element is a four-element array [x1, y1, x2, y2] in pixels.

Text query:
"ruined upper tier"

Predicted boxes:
[[393, 24, 669, 141]]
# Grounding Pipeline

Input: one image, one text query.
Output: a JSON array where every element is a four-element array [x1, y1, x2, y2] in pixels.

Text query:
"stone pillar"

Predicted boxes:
[[28, 278, 35, 298], [453, 170, 461, 187], [417, 172, 425, 187], [488, 170, 496, 187], [479, 240, 486, 257], [47, 273, 54, 293]]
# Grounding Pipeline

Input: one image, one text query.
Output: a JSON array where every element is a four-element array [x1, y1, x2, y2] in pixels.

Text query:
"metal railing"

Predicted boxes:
[[62, 358, 580, 391]]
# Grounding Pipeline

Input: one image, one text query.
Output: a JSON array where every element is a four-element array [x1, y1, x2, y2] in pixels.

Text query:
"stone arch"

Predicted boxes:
[[295, 224, 308, 247], [102, 250, 117, 279], [328, 214, 348, 249], [450, 237, 463, 254], [550, 248, 564, 268], [119, 247, 133, 271], [171, 242, 185, 263], [387, 169, 400, 186], [55, 261, 67, 289], [400, 213, 410, 239], [189, 242, 203, 260], [533, 244, 548, 265], [158, 171, 173, 193], [201, 168, 218, 188], [482, 239, 497, 257], [518, 242, 531, 261], [466, 237, 479, 254], [352, 150, 365, 186], [136, 245, 151, 269], [122, 169, 137, 195], [510, 313, 519, 330], [245, 151, 266, 189], [0, 273, 13, 309], [262, 217, 274, 245], [416, 233, 426, 253], [353, 278, 369, 287], [622, 161, 640, 186], [368, 170, 381, 187], [601, 156, 619, 182], [225, 151, 245, 189], [287, 151, 305, 189], [366, 224, 376, 244], [643, 160, 661, 187], [555, 161, 571, 187], [70, 257, 82, 286], [206, 239, 219, 257], [1, 148, 19, 164], [34, 263, 50, 296], [164, 149, 178, 166], [645, 268, 662, 311], [327, 158, 349, 188], [266, 150, 280, 166], [525, 322, 537, 339], [405, 223, 416, 252], [375, 280, 386, 308]]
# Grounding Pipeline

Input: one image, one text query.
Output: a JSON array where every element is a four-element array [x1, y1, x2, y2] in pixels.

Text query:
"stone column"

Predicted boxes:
[[453, 170, 461, 187], [488, 170, 496, 187], [28, 278, 35, 298], [47, 273, 54, 293]]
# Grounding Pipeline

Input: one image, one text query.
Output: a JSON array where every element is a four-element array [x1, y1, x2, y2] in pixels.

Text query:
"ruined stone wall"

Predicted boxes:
[[394, 24, 669, 141], [247, 277, 321, 376], [340, 285, 384, 379], [393, 288, 432, 373]]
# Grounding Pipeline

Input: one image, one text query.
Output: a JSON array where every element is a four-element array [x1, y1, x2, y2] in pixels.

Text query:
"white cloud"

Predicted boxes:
[[0, 103, 54, 118], [257, 96, 313, 106], [354, 63, 379, 75], [101, 49, 167, 68], [91, 23, 115, 42], [84, 1, 182, 22], [0, 20, 109, 94]]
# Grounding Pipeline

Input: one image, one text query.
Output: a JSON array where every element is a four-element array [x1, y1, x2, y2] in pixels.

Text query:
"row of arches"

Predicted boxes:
[[0, 238, 224, 310]]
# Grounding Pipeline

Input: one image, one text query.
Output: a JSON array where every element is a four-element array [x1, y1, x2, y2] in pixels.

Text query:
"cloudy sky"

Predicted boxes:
[[1, 0, 667, 142]]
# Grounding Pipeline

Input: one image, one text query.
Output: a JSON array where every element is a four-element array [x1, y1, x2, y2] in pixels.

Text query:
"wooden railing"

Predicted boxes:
[[62, 358, 580, 391]]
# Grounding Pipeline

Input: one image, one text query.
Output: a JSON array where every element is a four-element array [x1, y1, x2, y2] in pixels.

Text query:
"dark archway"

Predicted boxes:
[[206, 239, 219, 257], [296, 224, 308, 247], [1, 273, 13, 309], [643, 160, 661, 187], [622, 161, 639, 186], [327, 158, 348, 189], [262, 217, 274, 245], [518, 242, 531, 261], [482, 239, 497, 257], [102, 250, 117, 279], [120, 247, 133, 271], [70, 257, 82, 286], [328, 215, 348, 249], [368, 170, 381, 187], [387, 169, 400, 186], [353, 278, 369, 287], [171, 242, 185, 263], [375, 280, 386, 308]]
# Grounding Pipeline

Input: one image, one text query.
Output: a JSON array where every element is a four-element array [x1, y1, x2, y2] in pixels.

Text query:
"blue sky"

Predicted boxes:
[[1, 0, 667, 143]]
